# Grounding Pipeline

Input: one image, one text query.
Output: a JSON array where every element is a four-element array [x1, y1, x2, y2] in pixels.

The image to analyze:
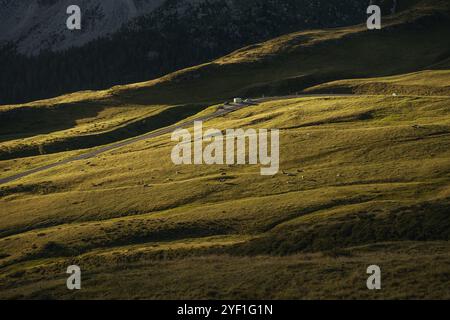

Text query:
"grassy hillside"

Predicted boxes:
[[114, 0, 450, 103], [0, 93, 449, 299], [0, 0, 449, 300], [304, 70, 450, 95]]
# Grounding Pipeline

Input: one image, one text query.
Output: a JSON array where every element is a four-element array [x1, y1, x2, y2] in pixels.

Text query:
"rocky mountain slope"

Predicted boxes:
[[0, 0, 165, 55]]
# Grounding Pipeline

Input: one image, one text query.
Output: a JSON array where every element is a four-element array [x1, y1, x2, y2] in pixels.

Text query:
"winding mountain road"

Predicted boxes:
[[0, 94, 354, 185]]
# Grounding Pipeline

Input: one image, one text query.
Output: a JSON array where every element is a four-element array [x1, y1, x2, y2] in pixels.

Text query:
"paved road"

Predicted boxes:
[[0, 102, 249, 185], [0, 94, 355, 185]]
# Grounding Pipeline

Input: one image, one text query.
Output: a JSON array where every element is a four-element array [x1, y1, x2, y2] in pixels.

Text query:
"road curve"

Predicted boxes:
[[0, 94, 355, 185], [0, 103, 243, 185]]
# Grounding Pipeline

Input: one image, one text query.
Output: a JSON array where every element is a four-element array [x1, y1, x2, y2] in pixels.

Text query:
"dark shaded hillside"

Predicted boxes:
[[114, 2, 450, 105], [1, 0, 374, 104]]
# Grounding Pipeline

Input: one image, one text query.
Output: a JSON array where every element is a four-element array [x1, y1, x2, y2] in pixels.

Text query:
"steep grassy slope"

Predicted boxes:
[[0, 93, 449, 299], [114, 0, 450, 103]]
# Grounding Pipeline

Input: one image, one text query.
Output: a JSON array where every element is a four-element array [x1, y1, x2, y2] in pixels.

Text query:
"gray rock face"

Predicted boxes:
[[0, 0, 166, 55]]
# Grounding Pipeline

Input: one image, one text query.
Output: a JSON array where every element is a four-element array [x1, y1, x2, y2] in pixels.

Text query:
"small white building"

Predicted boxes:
[[233, 98, 243, 104]]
